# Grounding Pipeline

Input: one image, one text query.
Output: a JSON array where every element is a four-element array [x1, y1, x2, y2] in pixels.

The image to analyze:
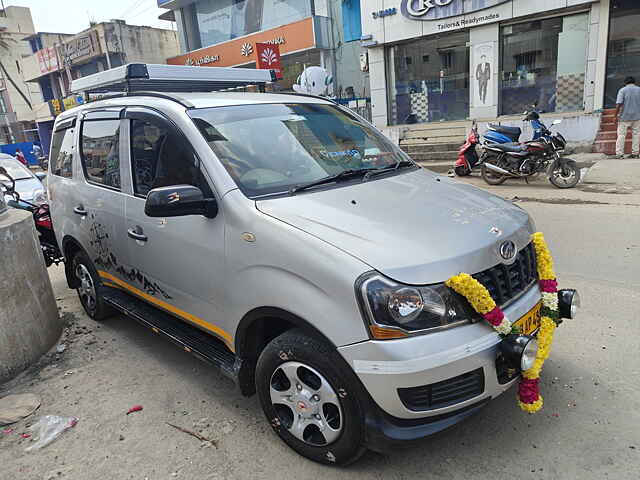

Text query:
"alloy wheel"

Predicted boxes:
[[269, 361, 343, 446], [75, 263, 97, 314]]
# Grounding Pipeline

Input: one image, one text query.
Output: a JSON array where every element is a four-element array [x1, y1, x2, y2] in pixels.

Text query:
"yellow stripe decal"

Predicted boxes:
[[97, 270, 234, 351]]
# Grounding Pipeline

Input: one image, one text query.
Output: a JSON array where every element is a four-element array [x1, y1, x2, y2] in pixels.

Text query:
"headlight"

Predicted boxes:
[[499, 334, 538, 371], [32, 189, 47, 205], [356, 272, 475, 339], [558, 289, 580, 319]]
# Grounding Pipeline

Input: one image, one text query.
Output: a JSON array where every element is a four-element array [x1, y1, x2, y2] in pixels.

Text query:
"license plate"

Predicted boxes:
[[514, 302, 542, 335]]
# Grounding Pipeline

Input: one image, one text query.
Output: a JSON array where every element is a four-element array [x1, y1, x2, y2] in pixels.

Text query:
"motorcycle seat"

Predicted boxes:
[[484, 142, 527, 153], [488, 124, 522, 137]]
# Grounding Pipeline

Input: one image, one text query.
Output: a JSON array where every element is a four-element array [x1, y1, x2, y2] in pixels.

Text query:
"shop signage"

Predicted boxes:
[[36, 47, 59, 75], [241, 43, 254, 57], [60, 31, 101, 65], [48, 95, 85, 117], [372, 8, 397, 19], [168, 18, 316, 68], [185, 54, 221, 66], [401, 0, 510, 21], [256, 43, 283, 79]]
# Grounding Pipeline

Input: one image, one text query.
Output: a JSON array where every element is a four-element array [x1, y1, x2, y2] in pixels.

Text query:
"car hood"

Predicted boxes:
[[256, 169, 534, 285]]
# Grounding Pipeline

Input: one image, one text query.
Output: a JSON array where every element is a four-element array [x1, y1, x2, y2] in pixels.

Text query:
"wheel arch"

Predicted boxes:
[[235, 307, 337, 360]]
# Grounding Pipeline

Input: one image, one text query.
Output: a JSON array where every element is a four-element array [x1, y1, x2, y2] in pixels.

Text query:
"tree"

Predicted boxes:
[[0, 29, 33, 110]]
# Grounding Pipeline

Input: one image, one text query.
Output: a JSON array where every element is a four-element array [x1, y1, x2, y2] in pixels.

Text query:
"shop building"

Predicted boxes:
[[158, 0, 370, 111], [23, 20, 179, 156], [0, 6, 43, 145], [362, 0, 639, 149]]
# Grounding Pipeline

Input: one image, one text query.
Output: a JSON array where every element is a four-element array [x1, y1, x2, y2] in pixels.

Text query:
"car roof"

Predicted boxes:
[[60, 92, 333, 118], [0, 153, 15, 160]]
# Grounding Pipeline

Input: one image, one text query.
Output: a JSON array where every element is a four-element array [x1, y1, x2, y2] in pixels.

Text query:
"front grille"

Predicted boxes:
[[398, 368, 485, 411], [472, 242, 537, 307]]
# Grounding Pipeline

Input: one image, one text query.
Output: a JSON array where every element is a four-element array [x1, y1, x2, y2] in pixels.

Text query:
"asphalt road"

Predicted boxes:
[[1, 174, 638, 479]]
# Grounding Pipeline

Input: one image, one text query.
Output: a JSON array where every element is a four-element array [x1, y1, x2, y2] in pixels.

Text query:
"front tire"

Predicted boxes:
[[549, 159, 581, 189], [255, 329, 367, 465], [454, 165, 471, 177], [72, 251, 113, 321]]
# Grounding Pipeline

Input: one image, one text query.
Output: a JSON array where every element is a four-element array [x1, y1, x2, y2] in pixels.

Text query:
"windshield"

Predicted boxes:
[[0, 158, 32, 181], [189, 103, 413, 198]]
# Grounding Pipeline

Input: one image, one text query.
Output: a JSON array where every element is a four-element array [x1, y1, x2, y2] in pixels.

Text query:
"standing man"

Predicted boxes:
[[476, 55, 491, 105], [614, 76, 640, 159]]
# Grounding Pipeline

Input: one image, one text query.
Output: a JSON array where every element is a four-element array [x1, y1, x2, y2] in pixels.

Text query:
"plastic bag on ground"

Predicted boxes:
[[24, 415, 78, 451]]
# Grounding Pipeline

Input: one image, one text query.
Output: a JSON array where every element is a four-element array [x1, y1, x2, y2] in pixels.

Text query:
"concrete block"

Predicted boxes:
[[0, 208, 61, 383]]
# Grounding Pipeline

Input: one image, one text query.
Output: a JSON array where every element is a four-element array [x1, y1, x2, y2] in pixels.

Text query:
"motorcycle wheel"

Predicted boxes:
[[454, 165, 471, 177], [549, 160, 581, 189], [481, 158, 508, 185]]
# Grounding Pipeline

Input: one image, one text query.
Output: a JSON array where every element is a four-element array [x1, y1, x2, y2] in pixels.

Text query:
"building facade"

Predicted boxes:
[[0, 6, 43, 145], [362, 0, 638, 144], [158, 0, 370, 110], [24, 20, 180, 155]]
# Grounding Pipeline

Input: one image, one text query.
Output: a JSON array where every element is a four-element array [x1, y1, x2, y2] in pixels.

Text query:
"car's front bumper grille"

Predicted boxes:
[[398, 368, 485, 411], [472, 242, 537, 307]]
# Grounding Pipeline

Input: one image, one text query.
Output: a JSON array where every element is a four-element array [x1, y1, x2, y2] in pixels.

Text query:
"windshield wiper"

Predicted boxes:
[[289, 168, 376, 194], [363, 160, 415, 181]]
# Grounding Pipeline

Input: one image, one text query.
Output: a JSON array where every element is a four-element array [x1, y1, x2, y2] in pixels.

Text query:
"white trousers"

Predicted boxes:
[[616, 120, 640, 156]]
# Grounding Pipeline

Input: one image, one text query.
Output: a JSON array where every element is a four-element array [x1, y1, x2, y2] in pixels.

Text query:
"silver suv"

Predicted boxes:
[[50, 68, 551, 465]]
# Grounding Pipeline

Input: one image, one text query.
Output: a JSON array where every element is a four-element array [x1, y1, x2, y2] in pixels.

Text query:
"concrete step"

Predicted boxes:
[[596, 131, 633, 141], [406, 151, 459, 162], [401, 142, 461, 153], [404, 126, 468, 139], [400, 135, 466, 146], [594, 140, 633, 155]]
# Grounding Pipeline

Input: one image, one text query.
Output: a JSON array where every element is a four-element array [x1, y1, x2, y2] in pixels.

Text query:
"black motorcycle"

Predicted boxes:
[[0, 167, 63, 267], [481, 116, 581, 189]]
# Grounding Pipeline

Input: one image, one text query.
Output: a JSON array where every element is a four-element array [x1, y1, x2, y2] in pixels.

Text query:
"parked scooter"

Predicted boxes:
[[0, 167, 63, 266], [453, 121, 481, 176]]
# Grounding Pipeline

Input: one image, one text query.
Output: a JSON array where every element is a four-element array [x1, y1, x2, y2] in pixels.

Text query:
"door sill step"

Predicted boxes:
[[102, 286, 238, 380]]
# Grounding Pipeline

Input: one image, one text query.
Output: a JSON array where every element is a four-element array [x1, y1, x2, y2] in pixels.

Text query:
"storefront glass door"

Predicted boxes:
[[604, 0, 640, 109], [386, 31, 470, 125]]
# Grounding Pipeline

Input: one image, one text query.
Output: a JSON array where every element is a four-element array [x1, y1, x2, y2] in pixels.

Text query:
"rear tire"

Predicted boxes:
[[255, 329, 367, 466], [549, 160, 580, 189], [72, 251, 114, 321], [481, 160, 508, 185]]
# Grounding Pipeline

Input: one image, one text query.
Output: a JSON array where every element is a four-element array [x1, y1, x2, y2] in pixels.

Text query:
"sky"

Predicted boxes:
[[5, 0, 174, 34]]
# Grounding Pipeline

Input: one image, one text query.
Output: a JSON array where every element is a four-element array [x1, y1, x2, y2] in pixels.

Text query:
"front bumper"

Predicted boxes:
[[339, 283, 541, 421]]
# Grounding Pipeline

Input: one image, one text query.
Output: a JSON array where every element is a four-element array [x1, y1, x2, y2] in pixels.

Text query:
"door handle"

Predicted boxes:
[[127, 227, 148, 242], [73, 206, 88, 216]]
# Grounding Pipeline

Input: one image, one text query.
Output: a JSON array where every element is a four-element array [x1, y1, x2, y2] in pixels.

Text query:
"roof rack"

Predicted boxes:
[[71, 63, 276, 95]]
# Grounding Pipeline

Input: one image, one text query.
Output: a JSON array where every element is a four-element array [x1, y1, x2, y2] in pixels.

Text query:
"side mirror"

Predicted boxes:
[[35, 171, 47, 181], [552, 119, 562, 126], [144, 185, 218, 219]]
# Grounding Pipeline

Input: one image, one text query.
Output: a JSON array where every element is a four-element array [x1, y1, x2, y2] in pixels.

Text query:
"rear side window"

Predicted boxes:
[[50, 128, 74, 178], [81, 119, 121, 189]]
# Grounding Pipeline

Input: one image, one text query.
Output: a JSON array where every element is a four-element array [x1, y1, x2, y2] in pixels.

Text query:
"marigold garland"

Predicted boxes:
[[446, 232, 564, 413]]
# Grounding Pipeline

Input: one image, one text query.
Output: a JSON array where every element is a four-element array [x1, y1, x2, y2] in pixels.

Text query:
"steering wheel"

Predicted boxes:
[[239, 168, 289, 185], [221, 156, 254, 177]]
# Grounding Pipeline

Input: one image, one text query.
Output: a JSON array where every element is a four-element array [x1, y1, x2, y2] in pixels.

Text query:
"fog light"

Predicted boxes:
[[499, 334, 538, 372], [558, 289, 580, 319]]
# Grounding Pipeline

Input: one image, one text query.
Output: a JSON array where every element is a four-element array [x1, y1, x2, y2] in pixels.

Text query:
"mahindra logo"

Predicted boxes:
[[404, 0, 454, 16], [499, 241, 517, 262]]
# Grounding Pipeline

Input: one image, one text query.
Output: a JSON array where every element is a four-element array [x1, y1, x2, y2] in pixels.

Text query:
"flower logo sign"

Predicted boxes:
[[241, 43, 253, 57], [260, 47, 278, 67]]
